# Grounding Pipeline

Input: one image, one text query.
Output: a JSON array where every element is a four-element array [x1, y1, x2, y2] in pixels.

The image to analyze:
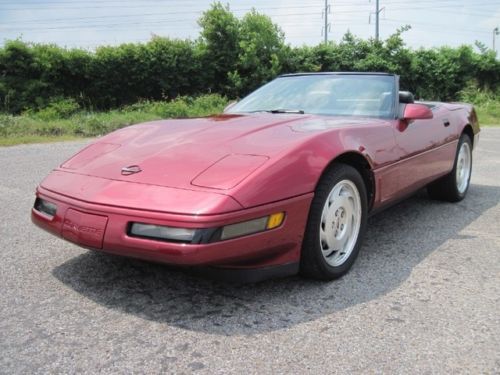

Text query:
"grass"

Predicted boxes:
[[459, 85, 499, 126], [0, 135, 84, 147], [0, 94, 229, 146], [475, 102, 500, 126], [1, 93, 498, 147]]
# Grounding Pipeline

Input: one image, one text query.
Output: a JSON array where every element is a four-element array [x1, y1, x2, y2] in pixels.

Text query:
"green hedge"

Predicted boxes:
[[1, 3, 499, 114]]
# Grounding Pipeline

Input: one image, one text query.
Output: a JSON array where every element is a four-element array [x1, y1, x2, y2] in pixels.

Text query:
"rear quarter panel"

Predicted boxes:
[[445, 102, 480, 141]]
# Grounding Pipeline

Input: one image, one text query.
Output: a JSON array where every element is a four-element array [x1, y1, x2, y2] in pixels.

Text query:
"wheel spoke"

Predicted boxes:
[[323, 236, 341, 258], [346, 211, 356, 249], [328, 184, 342, 205], [336, 200, 352, 253], [344, 197, 354, 221], [320, 209, 328, 229], [320, 226, 330, 248]]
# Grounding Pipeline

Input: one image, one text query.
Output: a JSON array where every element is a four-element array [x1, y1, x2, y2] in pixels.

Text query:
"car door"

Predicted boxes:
[[391, 104, 458, 196]]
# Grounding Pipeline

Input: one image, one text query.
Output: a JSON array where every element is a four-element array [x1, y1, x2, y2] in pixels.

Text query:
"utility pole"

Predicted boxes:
[[494, 27, 499, 53], [369, 0, 384, 41], [322, 0, 331, 44]]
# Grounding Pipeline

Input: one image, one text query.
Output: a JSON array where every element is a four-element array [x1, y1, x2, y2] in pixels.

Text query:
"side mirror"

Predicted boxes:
[[223, 101, 238, 113], [402, 103, 433, 121]]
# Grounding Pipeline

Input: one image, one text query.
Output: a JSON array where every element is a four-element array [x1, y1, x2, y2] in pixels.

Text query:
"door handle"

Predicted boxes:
[[443, 119, 450, 127]]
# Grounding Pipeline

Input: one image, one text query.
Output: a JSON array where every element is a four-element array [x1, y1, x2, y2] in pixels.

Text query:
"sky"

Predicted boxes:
[[0, 0, 499, 53]]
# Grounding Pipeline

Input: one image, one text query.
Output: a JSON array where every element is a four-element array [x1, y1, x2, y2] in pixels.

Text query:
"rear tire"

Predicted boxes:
[[427, 134, 472, 202], [300, 163, 368, 280]]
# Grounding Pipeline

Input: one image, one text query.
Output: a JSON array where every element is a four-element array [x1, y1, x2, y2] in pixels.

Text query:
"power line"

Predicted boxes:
[[365, 0, 499, 40], [0, 2, 324, 11], [383, 20, 492, 36], [0, 5, 328, 26], [2, 13, 327, 32], [3, 0, 498, 9], [5, 1, 497, 29], [3, 0, 499, 48], [384, 18, 492, 34], [384, 1, 500, 11], [3, 1, 498, 24]]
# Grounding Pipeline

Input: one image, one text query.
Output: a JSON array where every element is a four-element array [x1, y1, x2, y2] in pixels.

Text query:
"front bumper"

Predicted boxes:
[[32, 186, 313, 271]]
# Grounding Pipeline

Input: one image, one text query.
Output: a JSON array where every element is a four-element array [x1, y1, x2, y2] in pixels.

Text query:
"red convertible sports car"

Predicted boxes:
[[32, 72, 479, 281]]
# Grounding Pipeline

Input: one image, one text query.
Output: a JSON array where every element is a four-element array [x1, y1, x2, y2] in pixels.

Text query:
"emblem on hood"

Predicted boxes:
[[121, 165, 142, 175]]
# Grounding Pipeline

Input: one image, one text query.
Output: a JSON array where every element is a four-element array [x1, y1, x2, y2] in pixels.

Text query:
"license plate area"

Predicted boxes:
[[62, 209, 108, 249]]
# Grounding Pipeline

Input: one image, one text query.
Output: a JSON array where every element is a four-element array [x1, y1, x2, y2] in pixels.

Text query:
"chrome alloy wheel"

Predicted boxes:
[[319, 180, 362, 267], [456, 141, 471, 194]]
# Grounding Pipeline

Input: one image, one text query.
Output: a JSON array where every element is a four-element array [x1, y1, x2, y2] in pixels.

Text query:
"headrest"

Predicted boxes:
[[399, 91, 415, 104]]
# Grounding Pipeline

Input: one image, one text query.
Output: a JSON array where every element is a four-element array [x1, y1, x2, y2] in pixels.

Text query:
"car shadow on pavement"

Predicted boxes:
[[52, 184, 499, 335]]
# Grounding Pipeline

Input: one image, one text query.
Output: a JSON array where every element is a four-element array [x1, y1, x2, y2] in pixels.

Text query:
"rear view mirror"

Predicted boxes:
[[402, 103, 433, 121]]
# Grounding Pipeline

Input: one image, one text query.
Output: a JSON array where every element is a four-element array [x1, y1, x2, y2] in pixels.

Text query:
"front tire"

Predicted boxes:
[[300, 163, 368, 280], [427, 134, 472, 202]]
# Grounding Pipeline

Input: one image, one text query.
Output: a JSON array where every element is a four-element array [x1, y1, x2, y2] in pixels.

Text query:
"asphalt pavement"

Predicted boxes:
[[0, 129, 499, 373]]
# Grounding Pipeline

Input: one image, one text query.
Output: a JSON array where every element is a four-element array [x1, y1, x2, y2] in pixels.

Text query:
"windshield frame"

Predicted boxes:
[[227, 73, 400, 120]]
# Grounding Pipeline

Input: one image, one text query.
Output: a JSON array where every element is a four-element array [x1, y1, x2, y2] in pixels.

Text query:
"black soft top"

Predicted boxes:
[[279, 72, 396, 77]]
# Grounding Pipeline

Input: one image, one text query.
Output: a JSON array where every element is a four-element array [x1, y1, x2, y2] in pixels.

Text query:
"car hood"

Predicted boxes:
[[56, 114, 378, 192]]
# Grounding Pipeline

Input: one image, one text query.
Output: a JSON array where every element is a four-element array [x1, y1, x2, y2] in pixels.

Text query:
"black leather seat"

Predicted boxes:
[[399, 91, 415, 104]]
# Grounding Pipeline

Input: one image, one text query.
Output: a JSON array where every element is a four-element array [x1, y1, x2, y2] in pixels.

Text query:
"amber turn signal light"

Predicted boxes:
[[267, 212, 285, 229]]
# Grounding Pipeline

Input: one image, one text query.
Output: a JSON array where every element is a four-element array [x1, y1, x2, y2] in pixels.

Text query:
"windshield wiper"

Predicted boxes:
[[243, 109, 305, 114], [269, 109, 305, 114]]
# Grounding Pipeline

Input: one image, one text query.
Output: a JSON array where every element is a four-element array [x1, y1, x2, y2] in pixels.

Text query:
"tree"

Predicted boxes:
[[228, 10, 286, 96], [198, 2, 240, 93]]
